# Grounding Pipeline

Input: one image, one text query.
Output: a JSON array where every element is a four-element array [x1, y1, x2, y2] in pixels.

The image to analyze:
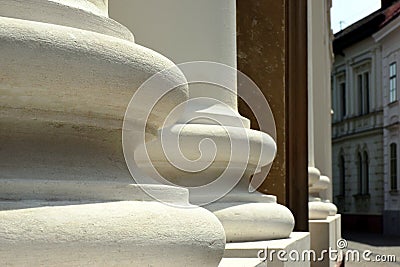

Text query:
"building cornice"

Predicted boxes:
[[373, 14, 400, 42], [332, 127, 384, 143]]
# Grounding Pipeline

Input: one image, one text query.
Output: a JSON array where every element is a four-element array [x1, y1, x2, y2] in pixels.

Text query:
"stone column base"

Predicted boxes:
[[309, 214, 342, 267], [308, 199, 331, 220], [219, 232, 310, 267], [207, 194, 295, 242], [0, 181, 226, 267]]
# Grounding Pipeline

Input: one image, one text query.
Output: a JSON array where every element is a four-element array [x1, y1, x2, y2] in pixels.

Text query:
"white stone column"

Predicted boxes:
[[307, 0, 334, 220], [0, 1, 226, 265], [307, 83, 333, 220], [116, 0, 295, 242], [307, 3, 341, 267]]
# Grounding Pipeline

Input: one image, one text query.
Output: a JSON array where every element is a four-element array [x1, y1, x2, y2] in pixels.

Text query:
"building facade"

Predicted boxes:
[[332, 0, 400, 235], [374, 11, 400, 235]]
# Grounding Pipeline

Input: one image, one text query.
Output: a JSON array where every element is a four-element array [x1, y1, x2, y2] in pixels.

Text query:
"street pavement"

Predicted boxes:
[[341, 232, 400, 266]]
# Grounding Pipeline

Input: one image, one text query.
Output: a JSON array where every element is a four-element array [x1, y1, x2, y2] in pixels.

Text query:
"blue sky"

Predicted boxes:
[[331, 0, 381, 33]]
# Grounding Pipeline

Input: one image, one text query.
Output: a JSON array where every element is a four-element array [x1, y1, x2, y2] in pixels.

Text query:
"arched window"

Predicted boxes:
[[390, 143, 398, 191], [363, 151, 369, 194], [339, 155, 345, 196], [357, 153, 363, 194]]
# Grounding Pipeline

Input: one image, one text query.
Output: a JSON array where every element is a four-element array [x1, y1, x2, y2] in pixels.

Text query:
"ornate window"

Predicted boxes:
[[340, 82, 346, 119], [335, 72, 346, 120], [389, 62, 397, 103], [357, 72, 370, 115]]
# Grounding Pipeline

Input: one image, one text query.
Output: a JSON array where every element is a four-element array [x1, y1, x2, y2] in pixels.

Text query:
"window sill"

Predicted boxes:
[[389, 100, 398, 106], [389, 190, 399, 195]]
